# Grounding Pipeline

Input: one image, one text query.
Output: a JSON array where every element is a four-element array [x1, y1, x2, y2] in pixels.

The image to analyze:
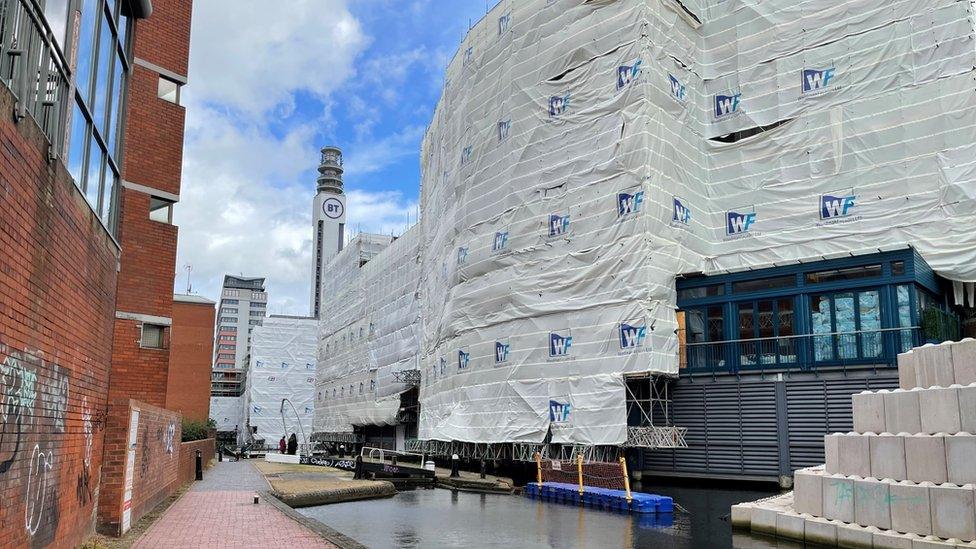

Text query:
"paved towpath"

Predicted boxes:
[[133, 459, 338, 548]]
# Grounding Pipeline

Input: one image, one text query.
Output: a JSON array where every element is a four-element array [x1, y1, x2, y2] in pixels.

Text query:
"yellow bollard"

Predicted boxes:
[[576, 453, 584, 501], [535, 452, 543, 487], [619, 456, 633, 504]]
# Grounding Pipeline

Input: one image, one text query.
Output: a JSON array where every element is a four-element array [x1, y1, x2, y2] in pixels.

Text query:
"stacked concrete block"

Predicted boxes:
[[735, 340, 976, 546]]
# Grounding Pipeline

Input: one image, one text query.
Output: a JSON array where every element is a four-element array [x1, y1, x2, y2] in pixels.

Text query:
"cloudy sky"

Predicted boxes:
[[175, 0, 499, 315]]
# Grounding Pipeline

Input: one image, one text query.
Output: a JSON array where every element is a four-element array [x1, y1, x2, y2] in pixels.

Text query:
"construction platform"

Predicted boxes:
[[524, 482, 673, 515]]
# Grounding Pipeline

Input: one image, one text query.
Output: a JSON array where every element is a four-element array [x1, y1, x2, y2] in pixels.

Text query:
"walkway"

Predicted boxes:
[[133, 460, 337, 548]]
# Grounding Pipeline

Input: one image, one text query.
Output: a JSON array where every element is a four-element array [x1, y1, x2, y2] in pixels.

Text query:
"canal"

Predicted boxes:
[[298, 482, 794, 548]]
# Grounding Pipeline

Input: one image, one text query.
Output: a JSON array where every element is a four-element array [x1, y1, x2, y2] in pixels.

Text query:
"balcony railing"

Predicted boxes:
[[681, 327, 921, 375], [0, 0, 72, 158]]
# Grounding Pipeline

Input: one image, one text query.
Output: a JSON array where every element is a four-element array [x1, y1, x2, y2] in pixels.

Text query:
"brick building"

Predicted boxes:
[[97, 0, 194, 536], [167, 294, 216, 422]]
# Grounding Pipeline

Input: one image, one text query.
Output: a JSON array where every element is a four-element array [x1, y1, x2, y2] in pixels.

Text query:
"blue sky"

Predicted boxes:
[[176, 0, 501, 314]]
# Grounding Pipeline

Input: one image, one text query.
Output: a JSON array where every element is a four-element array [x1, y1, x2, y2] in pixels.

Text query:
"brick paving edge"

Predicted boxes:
[[259, 491, 367, 549]]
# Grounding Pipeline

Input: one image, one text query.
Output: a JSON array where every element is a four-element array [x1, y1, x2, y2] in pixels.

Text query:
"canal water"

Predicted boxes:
[[298, 482, 797, 548]]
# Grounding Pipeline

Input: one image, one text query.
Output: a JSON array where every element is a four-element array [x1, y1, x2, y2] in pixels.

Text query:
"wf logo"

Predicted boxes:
[[495, 341, 510, 364], [549, 331, 572, 358], [549, 93, 570, 117], [548, 214, 570, 237], [457, 350, 470, 370], [673, 197, 691, 224], [618, 190, 644, 217], [619, 323, 647, 350], [714, 93, 741, 117], [498, 119, 511, 142], [802, 67, 835, 93], [498, 13, 511, 35], [457, 246, 469, 265], [617, 59, 642, 90], [668, 74, 687, 102], [726, 208, 757, 235], [820, 192, 856, 219], [493, 231, 509, 252], [461, 145, 473, 164], [549, 400, 571, 423]]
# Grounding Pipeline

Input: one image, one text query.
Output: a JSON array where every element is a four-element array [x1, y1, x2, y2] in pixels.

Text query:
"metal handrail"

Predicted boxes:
[[0, 0, 73, 158], [683, 326, 921, 347]]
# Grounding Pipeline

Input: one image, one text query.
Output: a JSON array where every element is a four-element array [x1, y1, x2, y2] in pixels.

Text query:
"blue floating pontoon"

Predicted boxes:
[[523, 482, 673, 515]]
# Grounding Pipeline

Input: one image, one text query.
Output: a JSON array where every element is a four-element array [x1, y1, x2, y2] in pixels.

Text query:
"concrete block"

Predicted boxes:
[[854, 390, 887, 434], [960, 385, 976, 434], [872, 433, 908, 481], [918, 386, 961, 435], [838, 433, 872, 477], [794, 468, 824, 516], [855, 477, 892, 529], [946, 435, 976, 485], [951, 339, 976, 386], [730, 503, 753, 529], [776, 512, 806, 541], [917, 343, 955, 390], [824, 475, 856, 523], [885, 390, 923, 435], [929, 483, 976, 541], [826, 433, 841, 474], [804, 517, 838, 546], [905, 435, 948, 485], [890, 481, 933, 536], [837, 523, 877, 548], [900, 351, 918, 390], [911, 536, 955, 548], [750, 506, 779, 535], [873, 530, 915, 548]]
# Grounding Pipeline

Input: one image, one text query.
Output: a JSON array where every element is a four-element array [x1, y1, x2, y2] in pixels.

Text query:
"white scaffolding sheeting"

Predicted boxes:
[[314, 231, 421, 434], [244, 317, 317, 445], [210, 396, 243, 433], [316, 0, 976, 447]]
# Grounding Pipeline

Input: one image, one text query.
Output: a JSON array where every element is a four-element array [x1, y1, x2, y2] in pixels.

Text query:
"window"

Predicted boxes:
[[249, 310, 264, 316], [810, 290, 882, 361], [249, 320, 260, 325], [224, 299, 239, 305], [892, 261, 906, 276], [157, 76, 181, 104], [222, 308, 238, 315], [141, 324, 165, 349], [678, 284, 724, 301], [218, 344, 235, 350], [220, 317, 235, 324], [221, 326, 237, 333], [805, 264, 882, 285], [359, 382, 364, 394], [732, 275, 795, 294], [218, 354, 234, 361], [252, 301, 266, 308], [149, 196, 174, 224], [370, 380, 375, 392], [736, 298, 796, 367], [219, 335, 236, 341], [251, 292, 267, 301], [224, 289, 240, 297]]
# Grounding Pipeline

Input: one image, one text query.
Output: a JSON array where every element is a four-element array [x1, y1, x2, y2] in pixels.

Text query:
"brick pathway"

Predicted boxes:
[[133, 460, 337, 548]]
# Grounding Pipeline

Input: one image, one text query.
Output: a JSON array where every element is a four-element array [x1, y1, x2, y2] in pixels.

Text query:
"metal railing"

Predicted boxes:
[[681, 327, 920, 375], [0, 0, 72, 159]]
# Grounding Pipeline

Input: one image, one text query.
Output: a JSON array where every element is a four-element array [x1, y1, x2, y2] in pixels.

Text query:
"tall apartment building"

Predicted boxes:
[[211, 276, 268, 397], [309, 146, 346, 318]]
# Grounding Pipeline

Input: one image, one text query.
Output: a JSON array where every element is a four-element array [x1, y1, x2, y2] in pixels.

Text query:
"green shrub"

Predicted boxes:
[[181, 418, 213, 442]]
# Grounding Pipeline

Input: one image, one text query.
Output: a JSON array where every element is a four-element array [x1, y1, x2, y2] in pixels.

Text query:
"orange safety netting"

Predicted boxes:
[[537, 459, 627, 491]]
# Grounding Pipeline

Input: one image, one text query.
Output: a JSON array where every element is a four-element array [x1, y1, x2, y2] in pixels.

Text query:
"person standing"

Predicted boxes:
[[287, 433, 298, 455], [278, 436, 287, 454]]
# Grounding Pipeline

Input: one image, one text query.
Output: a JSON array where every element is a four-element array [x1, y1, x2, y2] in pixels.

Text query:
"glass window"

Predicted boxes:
[[158, 77, 181, 104], [811, 294, 834, 361], [896, 285, 914, 352], [805, 264, 882, 285], [149, 197, 174, 223], [221, 325, 237, 332], [44, 0, 71, 52], [92, 11, 114, 133], [107, 55, 124, 156], [678, 284, 725, 301], [100, 169, 116, 229], [732, 275, 795, 294], [67, 103, 88, 184], [891, 261, 906, 276], [859, 291, 882, 358], [224, 300, 239, 305], [75, 0, 100, 103], [811, 290, 883, 362], [141, 324, 164, 348], [84, 136, 104, 214]]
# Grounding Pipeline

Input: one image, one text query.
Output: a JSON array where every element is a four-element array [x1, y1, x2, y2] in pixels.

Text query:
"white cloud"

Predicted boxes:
[[176, 0, 417, 315]]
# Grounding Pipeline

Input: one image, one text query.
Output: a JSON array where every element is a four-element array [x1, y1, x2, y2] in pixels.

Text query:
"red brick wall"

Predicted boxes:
[[132, 0, 193, 78], [0, 82, 119, 548], [96, 400, 181, 536], [177, 439, 215, 487], [168, 300, 215, 421]]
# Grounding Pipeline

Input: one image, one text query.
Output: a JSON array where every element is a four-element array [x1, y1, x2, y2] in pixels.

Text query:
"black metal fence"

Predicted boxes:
[[681, 327, 921, 375]]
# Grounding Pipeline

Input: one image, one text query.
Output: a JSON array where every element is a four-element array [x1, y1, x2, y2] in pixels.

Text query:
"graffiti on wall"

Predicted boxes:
[[0, 345, 91, 545]]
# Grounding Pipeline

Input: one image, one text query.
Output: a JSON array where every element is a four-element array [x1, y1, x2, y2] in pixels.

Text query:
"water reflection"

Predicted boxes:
[[298, 483, 784, 548]]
